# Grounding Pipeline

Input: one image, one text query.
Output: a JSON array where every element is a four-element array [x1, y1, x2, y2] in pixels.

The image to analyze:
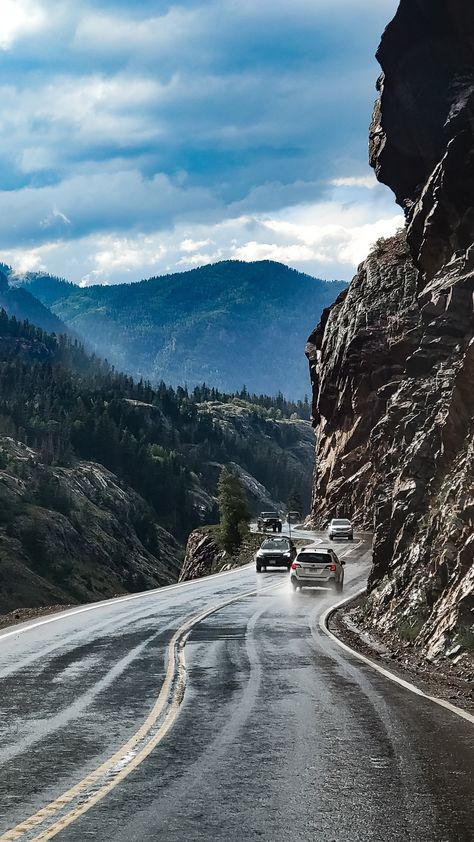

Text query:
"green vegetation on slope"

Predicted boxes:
[[0, 310, 314, 609], [0, 270, 69, 336], [217, 466, 251, 553], [0, 437, 181, 614]]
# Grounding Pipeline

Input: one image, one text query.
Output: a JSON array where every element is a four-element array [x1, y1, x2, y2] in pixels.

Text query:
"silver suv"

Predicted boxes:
[[328, 518, 353, 541], [290, 546, 345, 592]]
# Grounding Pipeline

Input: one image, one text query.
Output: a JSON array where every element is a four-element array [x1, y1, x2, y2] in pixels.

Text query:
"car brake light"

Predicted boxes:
[[325, 564, 337, 572], [291, 561, 299, 570]]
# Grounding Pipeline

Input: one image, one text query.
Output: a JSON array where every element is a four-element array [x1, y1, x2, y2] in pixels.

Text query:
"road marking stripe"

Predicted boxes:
[[0, 580, 283, 842], [320, 588, 474, 726], [0, 528, 329, 642], [0, 563, 255, 642]]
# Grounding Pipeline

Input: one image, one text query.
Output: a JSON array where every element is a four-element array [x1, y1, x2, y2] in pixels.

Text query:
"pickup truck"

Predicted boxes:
[[257, 511, 283, 533]]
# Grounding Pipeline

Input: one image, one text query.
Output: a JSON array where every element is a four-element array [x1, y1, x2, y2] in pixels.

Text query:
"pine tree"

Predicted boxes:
[[217, 466, 250, 553]]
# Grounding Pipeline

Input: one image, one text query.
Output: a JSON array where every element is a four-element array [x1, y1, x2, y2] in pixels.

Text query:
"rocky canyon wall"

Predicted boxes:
[[308, 0, 474, 658]]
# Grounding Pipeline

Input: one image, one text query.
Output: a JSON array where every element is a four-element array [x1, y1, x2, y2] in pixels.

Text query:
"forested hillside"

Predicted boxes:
[[0, 269, 69, 336], [11, 260, 345, 398], [0, 311, 313, 611]]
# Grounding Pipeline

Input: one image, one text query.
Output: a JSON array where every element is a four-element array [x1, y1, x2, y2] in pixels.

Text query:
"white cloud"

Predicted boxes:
[[0, 166, 219, 247], [234, 242, 318, 264], [74, 7, 203, 57], [179, 238, 213, 253], [0, 0, 403, 284], [40, 208, 72, 228], [0, 0, 46, 49], [259, 199, 403, 267], [0, 74, 165, 160], [177, 251, 223, 267], [2, 194, 403, 286], [19, 146, 55, 174], [7, 242, 57, 275], [331, 176, 378, 189], [79, 236, 168, 285]]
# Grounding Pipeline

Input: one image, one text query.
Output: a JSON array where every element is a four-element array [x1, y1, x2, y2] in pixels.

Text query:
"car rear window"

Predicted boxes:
[[299, 553, 332, 564]]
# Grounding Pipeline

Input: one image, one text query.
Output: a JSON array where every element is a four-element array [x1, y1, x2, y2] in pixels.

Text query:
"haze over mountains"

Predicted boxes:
[[9, 260, 346, 399], [0, 269, 69, 337]]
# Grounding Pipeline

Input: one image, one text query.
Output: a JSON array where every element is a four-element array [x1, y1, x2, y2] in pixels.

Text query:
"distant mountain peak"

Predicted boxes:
[[0, 270, 70, 336], [11, 260, 346, 398]]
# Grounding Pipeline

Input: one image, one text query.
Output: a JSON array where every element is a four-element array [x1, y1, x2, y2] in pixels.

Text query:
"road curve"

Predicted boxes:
[[1, 535, 473, 841]]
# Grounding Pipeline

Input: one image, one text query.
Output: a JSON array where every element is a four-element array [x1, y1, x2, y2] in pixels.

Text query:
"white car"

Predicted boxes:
[[328, 518, 353, 541], [290, 546, 345, 592]]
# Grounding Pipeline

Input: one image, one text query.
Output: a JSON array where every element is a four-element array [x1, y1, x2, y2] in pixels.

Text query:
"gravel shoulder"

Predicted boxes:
[[0, 603, 73, 632], [329, 595, 474, 715]]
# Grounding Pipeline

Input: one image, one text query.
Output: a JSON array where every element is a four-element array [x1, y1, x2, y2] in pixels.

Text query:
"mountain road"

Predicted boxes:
[[0, 533, 473, 841]]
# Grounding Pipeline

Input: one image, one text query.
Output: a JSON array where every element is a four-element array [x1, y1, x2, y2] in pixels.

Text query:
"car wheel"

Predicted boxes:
[[256, 566, 262, 573], [291, 579, 298, 591], [336, 580, 344, 593], [349, 534, 353, 541]]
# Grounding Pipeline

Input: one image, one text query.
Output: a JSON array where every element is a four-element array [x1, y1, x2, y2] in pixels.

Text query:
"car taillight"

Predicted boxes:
[[291, 561, 299, 570], [325, 564, 337, 572]]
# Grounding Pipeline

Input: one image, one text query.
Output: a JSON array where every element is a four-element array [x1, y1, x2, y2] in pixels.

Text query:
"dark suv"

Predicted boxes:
[[257, 511, 283, 532], [255, 537, 296, 572]]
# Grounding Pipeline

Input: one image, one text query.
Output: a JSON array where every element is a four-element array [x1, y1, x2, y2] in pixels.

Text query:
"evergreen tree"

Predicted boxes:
[[217, 466, 250, 553], [0, 309, 312, 539]]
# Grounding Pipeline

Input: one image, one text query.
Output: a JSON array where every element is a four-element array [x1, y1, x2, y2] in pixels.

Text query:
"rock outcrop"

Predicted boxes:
[[193, 400, 315, 515], [308, 0, 474, 659], [179, 530, 224, 582], [0, 437, 181, 614], [179, 528, 264, 583]]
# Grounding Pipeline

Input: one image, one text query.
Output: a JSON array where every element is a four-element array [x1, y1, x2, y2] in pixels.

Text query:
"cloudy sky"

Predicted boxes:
[[1, 0, 402, 285]]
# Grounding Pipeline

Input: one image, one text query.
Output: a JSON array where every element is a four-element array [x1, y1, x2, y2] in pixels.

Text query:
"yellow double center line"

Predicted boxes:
[[2, 581, 282, 842]]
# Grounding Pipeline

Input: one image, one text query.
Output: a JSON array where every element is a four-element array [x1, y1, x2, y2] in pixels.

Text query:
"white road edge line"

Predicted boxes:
[[0, 528, 320, 642], [320, 587, 474, 726], [0, 562, 255, 642]]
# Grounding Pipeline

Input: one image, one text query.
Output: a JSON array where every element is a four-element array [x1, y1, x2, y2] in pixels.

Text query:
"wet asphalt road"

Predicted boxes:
[[1, 534, 473, 842]]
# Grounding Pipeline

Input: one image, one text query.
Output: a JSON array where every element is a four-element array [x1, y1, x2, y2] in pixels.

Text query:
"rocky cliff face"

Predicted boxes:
[[308, 0, 474, 659], [0, 437, 181, 614], [193, 401, 315, 515], [179, 530, 224, 582], [179, 528, 265, 583]]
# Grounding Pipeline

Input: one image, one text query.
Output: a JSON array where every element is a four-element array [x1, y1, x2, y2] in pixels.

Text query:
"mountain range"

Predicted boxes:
[[7, 261, 346, 398], [0, 309, 314, 612]]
